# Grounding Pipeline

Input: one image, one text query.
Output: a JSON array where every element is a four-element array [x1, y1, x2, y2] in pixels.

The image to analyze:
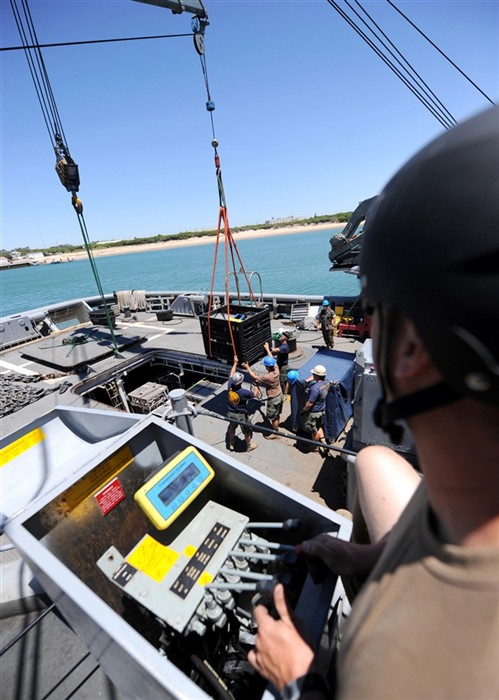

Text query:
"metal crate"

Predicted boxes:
[[128, 382, 168, 413]]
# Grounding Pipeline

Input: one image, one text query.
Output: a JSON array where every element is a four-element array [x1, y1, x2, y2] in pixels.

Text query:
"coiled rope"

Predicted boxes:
[[1, 372, 72, 418]]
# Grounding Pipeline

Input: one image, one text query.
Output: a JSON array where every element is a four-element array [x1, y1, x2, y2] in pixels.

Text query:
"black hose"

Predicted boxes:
[[0, 603, 56, 657], [190, 654, 236, 700]]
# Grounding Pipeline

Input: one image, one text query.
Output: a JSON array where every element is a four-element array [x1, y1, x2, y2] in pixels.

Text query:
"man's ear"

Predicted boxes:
[[392, 318, 434, 380]]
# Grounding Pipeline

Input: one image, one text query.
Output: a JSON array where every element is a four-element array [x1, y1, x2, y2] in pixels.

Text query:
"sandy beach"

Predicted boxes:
[[44, 222, 345, 263]]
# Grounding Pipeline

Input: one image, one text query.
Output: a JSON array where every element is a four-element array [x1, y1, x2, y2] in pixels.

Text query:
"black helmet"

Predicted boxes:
[[360, 106, 499, 407]]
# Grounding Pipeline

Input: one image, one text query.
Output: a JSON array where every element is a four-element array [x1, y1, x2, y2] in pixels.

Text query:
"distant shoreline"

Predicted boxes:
[[43, 222, 345, 263]]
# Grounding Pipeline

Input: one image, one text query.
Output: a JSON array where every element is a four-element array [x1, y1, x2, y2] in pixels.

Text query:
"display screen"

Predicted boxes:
[[134, 446, 215, 530], [157, 462, 200, 508]]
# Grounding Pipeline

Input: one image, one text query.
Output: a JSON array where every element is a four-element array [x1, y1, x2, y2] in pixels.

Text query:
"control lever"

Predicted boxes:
[[251, 579, 280, 619]]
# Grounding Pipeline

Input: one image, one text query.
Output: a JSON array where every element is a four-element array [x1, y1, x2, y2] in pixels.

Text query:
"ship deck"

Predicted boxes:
[[1, 307, 361, 699]]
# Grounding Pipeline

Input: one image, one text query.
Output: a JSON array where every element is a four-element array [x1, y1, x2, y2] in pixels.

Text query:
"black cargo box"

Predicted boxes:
[[199, 304, 272, 364]]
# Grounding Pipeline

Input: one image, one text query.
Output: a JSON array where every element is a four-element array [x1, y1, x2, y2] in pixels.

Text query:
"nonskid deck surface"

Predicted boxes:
[[1, 309, 360, 699]]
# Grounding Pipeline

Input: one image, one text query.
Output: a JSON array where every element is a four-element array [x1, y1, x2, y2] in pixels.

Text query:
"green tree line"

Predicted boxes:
[[1, 212, 351, 258]]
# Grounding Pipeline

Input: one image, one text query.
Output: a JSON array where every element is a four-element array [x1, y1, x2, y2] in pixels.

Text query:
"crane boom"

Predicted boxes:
[[132, 0, 206, 18]]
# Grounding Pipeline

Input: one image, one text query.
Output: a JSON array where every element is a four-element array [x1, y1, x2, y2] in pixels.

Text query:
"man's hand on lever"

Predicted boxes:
[[248, 584, 315, 691], [298, 533, 387, 583]]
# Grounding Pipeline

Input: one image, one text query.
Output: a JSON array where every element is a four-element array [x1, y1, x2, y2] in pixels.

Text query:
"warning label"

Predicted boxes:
[[95, 477, 126, 515], [127, 535, 180, 583]]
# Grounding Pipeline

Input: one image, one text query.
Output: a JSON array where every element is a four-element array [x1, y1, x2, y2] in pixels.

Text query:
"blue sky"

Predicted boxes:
[[1, 0, 497, 251]]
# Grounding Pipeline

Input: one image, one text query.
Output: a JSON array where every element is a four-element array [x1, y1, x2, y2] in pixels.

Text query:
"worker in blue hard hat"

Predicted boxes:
[[316, 299, 336, 350], [285, 369, 303, 430], [286, 368, 300, 398], [242, 355, 283, 438]]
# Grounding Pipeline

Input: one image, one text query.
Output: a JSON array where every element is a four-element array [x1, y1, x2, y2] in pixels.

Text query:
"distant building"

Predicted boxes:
[[26, 252, 45, 260], [95, 239, 124, 246], [264, 216, 297, 225]]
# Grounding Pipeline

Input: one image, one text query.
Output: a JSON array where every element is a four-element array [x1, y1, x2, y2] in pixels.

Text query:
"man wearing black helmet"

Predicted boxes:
[[248, 106, 499, 699], [264, 331, 291, 391]]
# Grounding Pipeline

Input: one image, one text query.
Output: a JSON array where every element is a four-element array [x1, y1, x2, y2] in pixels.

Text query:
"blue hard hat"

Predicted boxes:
[[287, 369, 299, 384], [262, 356, 276, 367], [322, 299, 330, 306]]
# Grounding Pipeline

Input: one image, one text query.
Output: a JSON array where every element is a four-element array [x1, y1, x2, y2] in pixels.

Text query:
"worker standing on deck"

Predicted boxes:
[[264, 331, 290, 391], [316, 299, 336, 349], [300, 364, 329, 452], [227, 356, 257, 453], [248, 106, 499, 699], [286, 369, 302, 431], [242, 357, 283, 438]]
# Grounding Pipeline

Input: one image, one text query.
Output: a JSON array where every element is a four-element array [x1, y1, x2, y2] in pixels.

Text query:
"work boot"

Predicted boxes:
[[319, 438, 329, 458]]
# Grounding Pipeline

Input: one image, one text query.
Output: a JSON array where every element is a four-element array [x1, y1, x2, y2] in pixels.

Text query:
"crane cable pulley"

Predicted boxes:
[[54, 131, 119, 354], [10, 0, 120, 355], [192, 17, 258, 359], [54, 133, 80, 194]]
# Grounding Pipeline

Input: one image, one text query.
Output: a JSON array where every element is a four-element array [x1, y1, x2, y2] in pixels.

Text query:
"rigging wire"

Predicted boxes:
[[9, 0, 120, 354], [386, 0, 495, 107], [9, 0, 56, 145], [325, 0, 454, 130], [19, 0, 67, 143], [0, 32, 193, 52], [350, 0, 457, 128], [192, 18, 258, 360]]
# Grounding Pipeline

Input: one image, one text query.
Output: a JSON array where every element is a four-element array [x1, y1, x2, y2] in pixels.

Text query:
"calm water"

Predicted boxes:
[[1, 228, 360, 318]]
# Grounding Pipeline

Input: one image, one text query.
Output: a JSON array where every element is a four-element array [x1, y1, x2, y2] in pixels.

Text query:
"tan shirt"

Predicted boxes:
[[337, 481, 499, 700], [255, 366, 282, 398]]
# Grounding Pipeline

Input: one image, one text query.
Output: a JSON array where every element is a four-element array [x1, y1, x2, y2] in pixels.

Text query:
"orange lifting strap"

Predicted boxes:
[[206, 207, 259, 358], [194, 20, 258, 359], [206, 152, 258, 358]]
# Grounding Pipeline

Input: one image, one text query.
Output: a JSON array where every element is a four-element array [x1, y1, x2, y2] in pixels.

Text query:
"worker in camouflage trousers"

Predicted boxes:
[[316, 299, 336, 349]]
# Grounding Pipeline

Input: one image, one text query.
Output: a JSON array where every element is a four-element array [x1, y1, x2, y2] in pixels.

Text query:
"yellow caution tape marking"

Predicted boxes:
[[0, 427, 45, 466], [198, 571, 214, 587], [63, 445, 134, 511]]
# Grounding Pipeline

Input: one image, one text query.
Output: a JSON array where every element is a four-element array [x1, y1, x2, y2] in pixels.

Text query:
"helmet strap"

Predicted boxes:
[[374, 382, 461, 444], [373, 304, 459, 442]]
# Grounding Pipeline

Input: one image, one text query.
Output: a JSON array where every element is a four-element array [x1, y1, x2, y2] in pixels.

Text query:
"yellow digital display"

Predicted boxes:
[[134, 446, 214, 530]]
